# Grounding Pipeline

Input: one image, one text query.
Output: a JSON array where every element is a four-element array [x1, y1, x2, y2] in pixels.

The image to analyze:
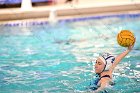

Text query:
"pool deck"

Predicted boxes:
[[0, 0, 140, 23]]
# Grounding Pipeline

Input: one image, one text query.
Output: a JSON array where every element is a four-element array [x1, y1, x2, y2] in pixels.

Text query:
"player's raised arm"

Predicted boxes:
[[110, 30, 136, 72]]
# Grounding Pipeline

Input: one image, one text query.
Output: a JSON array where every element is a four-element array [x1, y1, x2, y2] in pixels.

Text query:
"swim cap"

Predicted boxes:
[[98, 53, 115, 71]]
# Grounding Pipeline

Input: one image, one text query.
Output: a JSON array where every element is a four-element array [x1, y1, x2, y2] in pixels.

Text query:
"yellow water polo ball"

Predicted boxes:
[[117, 30, 135, 47]]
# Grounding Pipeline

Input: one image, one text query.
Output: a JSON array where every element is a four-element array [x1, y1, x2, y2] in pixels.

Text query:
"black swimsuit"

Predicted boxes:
[[89, 75, 111, 91], [95, 75, 111, 85]]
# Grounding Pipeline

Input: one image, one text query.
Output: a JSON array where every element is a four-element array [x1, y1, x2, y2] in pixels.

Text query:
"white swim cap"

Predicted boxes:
[[98, 53, 115, 71]]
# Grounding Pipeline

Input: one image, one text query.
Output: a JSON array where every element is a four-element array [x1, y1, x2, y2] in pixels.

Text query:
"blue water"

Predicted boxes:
[[0, 13, 140, 93]]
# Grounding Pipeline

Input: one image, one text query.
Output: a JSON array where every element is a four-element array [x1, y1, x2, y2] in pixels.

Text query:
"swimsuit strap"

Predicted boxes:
[[98, 75, 111, 83], [100, 75, 111, 79], [93, 75, 111, 85]]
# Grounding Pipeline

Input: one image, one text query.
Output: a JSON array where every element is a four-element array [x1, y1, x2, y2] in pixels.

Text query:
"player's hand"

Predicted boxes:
[[128, 37, 136, 50]]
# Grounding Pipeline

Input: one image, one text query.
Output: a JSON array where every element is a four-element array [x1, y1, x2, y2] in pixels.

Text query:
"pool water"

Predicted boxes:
[[0, 14, 140, 93]]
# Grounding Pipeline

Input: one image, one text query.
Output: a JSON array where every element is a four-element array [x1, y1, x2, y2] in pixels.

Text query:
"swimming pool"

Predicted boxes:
[[0, 13, 140, 93]]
